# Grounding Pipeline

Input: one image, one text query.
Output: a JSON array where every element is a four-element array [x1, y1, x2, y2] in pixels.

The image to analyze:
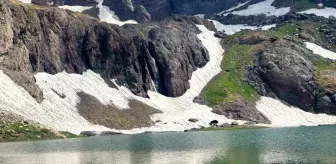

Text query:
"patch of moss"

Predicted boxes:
[[201, 31, 258, 107], [0, 122, 63, 142], [274, 23, 299, 38]]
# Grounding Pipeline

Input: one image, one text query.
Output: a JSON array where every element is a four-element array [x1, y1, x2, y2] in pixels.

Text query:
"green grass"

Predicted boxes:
[[197, 125, 268, 132], [0, 122, 58, 142], [0, 121, 78, 142], [274, 23, 298, 38], [201, 32, 258, 107]]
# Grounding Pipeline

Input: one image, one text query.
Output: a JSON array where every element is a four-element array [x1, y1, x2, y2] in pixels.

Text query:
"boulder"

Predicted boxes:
[[188, 118, 199, 123], [209, 120, 219, 126], [213, 97, 270, 124], [231, 121, 239, 126]]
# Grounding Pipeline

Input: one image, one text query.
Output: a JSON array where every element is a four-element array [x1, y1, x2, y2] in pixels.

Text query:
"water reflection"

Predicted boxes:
[[0, 126, 336, 164], [206, 146, 261, 164]]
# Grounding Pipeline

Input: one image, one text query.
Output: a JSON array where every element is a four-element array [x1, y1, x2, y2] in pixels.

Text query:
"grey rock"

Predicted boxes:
[[231, 121, 239, 126], [247, 40, 318, 110], [80, 131, 99, 136], [0, 1, 211, 98], [193, 96, 205, 105], [188, 118, 199, 123], [213, 97, 270, 124]]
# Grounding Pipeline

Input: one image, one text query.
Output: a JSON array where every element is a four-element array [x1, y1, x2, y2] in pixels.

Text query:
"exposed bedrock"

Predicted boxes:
[[0, 1, 211, 99], [213, 97, 271, 124], [247, 39, 336, 114], [101, 0, 257, 22]]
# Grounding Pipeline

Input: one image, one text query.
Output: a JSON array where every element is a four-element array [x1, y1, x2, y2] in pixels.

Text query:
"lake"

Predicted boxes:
[[0, 126, 335, 164]]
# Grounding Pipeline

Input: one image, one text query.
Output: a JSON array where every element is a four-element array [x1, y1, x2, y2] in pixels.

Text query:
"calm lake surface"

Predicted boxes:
[[0, 126, 336, 164]]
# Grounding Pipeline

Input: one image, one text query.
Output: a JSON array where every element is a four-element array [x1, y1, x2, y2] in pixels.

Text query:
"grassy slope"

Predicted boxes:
[[201, 32, 258, 107], [0, 121, 77, 142], [202, 20, 336, 108]]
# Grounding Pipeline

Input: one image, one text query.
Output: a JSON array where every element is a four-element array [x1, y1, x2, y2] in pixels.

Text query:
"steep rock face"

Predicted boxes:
[[247, 39, 336, 113], [248, 40, 317, 110], [0, 1, 210, 98], [0, 0, 13, 54], [147, 21, 209, 96]]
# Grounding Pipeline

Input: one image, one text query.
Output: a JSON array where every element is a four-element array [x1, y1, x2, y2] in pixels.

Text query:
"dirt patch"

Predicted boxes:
[[77, 92, 161, 129]]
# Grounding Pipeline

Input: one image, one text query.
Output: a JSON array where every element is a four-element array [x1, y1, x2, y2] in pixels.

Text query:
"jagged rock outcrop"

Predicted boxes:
[[248, 40, 318, 110], [102, 0, 255, 22], [0, 0, 211, 98], [247, 38, 336, 114]]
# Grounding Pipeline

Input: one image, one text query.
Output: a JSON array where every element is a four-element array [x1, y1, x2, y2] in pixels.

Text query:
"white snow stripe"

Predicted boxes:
[[298, 7, 336, 18], [210, 20, 276, 35], [225, 0, 290, 17], [58, 5, 93, 12], [95, 0, 137, 26], [305, 42, 336, 60]]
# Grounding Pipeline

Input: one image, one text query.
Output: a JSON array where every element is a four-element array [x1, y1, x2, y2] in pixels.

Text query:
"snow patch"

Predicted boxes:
[[305, 42, 336, 60], [225, 0, 290, 17], [58, 5, 93, 12], [298, 7, 336, 18], [95, 0, 137, 26], [18, 0, 31, 3], [0, 71, 112, 135], [210, 20, 276, 35], [256, 96, 336, 127], [194, 14, 205, 19], [217, 0, 251, 15]]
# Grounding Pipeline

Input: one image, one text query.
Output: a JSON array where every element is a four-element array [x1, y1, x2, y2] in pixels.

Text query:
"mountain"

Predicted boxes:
[[0, 0, 336, 137]]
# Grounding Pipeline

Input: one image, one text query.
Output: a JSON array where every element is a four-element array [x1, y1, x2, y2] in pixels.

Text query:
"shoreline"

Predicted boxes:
[[3, 124, 336, 143]]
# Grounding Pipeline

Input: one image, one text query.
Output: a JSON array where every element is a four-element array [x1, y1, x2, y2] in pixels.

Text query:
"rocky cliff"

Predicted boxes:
[[1, 0, 211, 98]]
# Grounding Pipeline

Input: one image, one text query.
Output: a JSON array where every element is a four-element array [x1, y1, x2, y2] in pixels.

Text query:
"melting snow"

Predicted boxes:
[[298, 7, 336, 18], [225, 0, 290, 17], [95, 0, 137, 26], [210, 20, 276, 35], [305, 42, 336, 60], [58, 5, 93, 12], [257, 97, 336, 127]]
